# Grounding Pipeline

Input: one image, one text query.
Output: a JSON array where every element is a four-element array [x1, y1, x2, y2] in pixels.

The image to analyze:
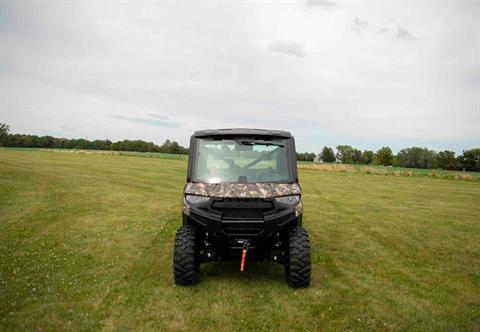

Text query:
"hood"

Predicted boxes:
[[184, 182, 301, 199]]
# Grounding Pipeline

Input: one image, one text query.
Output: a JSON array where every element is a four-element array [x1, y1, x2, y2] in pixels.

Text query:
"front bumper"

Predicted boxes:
[[184, 197, 301, 248]]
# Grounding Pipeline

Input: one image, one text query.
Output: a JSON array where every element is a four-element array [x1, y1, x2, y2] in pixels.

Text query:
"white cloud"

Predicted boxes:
[[268, 41, 306, 57], [394, 26, 417, 41], [305, 0, 338, 10], [352, 17, 368, 33], [108, 114, 181, 128]]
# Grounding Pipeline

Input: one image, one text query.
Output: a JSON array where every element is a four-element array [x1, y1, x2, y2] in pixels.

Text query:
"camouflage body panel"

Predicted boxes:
[[184, 182, 301, 198]]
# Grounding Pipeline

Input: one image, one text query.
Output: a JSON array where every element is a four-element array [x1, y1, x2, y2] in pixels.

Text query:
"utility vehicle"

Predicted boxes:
[[173, 128, 311, 288]]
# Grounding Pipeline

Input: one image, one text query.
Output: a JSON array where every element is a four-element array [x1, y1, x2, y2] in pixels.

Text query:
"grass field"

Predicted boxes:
[[1, 149, 479, 331]]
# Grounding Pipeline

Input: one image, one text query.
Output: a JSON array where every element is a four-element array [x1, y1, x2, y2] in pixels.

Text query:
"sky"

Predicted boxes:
[[1, 0, 479, 153]]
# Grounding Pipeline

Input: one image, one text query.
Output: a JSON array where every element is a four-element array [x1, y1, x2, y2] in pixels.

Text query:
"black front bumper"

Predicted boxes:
[[185, 197, 300, 248]]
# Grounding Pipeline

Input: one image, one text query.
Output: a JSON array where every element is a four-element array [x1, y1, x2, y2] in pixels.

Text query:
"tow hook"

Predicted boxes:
[[240, 241, 249, 272]]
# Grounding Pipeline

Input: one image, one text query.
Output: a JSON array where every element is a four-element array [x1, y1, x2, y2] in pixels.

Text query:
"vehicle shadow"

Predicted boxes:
[[199, 260, 286, 286]]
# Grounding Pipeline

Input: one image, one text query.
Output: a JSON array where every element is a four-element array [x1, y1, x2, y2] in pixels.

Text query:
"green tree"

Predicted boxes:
[[19, 135, 33, 147], [0, 123, 9, 146], [88, 140, 112, 150], [296, 152, 316, 161], [361, 150, 374, 164], [352, 149, 363, 164], [37, 136, 55, 148], [434, 150, 457, 170], [457, 148, 480, 172], [320, 146, 336, 162], [397, 147, 436, 169], [53, 138, 69, 149], [110, 140, 126, 151], [336, 145, 354, 164], [375, 146, 394, 166]]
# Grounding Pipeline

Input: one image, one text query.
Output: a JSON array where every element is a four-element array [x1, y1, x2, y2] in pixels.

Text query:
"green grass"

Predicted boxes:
[[1, 149, 479, 331]]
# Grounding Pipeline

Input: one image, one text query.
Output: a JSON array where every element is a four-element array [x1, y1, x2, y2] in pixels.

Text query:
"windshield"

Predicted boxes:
[[193, 138, 291, 183]]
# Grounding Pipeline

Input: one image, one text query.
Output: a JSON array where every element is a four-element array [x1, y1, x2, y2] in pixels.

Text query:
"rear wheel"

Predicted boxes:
[[173, 226, 199, 285], [285, 227, 311, 288]]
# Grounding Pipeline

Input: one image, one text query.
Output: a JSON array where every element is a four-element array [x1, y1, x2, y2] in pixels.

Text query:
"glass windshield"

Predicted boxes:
[[194, 138, 291, 183]]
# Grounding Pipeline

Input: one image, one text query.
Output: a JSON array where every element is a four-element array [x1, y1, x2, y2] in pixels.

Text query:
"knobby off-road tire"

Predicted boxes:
[[286, 227, 311, 288], [173, 226, 199, 285]]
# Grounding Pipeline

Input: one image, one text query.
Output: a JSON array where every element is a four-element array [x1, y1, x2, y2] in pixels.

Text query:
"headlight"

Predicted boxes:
[[275, 195, 300, 205], [185, 195, 210, 205]]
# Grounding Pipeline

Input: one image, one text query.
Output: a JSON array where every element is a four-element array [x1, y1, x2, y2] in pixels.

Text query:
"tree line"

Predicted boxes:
[[0, 124, 188, 154], [297, 145, 480, 172], [1, 123, 478, 171]]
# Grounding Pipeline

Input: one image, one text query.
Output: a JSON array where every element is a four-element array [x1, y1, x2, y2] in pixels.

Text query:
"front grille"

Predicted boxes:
[[212, 200, 273, 209], [211, 198, 274, 220], [222, 222, 263, 236]]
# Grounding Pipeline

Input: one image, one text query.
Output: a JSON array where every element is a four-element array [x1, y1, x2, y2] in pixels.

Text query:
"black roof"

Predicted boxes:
[[193, 128, 292, 138]]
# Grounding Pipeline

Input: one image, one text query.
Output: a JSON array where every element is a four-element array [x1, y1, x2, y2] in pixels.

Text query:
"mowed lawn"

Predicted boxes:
[[0, 149, 479, 331]]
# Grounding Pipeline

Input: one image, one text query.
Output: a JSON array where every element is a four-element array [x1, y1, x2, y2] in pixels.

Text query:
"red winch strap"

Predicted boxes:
[[240, 248, 247, 272]]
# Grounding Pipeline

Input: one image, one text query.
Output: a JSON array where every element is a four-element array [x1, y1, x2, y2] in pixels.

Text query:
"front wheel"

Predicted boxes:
[[285, 227, 311, 288], [173, 226, 199, 285]]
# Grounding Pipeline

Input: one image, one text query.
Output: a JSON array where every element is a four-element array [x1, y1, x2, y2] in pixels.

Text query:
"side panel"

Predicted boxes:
[[186, 135, 196, 182], [290, 137, 299, 183]]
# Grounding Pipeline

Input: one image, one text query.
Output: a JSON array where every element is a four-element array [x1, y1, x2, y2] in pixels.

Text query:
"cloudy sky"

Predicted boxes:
[[1, 0, 479, 153]]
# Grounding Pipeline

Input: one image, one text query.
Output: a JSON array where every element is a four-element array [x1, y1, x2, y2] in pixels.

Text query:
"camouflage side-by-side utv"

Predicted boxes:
[[173, 128, 311, 288]]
